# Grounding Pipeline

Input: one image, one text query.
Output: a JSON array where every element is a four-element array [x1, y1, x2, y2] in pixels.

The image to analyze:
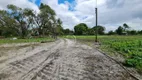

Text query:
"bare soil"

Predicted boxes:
[[0, 39, 137, 80]]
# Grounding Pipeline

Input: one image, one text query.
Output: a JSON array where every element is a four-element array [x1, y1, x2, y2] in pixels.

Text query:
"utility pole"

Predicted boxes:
[[95, 0, 98, 42]]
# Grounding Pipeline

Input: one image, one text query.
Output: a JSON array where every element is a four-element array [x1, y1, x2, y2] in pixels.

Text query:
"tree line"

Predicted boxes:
[[108, 23, 142, 35], [74, 23, 105, 35], [0, 3, 66, 38], [0, 3, 141, 38], [71, 23, 142, 35]]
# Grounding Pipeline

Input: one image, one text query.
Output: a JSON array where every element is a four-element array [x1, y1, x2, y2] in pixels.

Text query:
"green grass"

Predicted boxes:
[[64, 35, 142, 73], [0, 37, 54, 44]]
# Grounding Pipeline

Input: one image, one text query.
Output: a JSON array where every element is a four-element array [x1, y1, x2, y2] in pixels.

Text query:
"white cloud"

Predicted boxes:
[[0, 0, 39, 12], [41, 0, 80, 29], [1, 0, 142, 31]]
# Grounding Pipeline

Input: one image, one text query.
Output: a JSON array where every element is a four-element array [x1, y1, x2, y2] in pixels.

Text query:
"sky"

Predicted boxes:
[[0, 0, 142, 32]]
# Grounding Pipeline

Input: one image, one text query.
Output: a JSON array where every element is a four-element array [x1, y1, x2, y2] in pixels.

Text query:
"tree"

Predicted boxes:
[[34, 3, 57, 37], [123, 23, 130, 31], [108, 30, 115, 35], [63, 29, 70, 35], [74, 23, 88, 35], [0, 4, 63, 38], [87, 28, 95, 35], [7, 5, 35, 38], [129, 30, 137, 35], [55, 18, 64, 35], [23, 8, 35, 29], [92, 25, 105, 35], [7, 4, 25, 38], [63, 29, 74, 35], [115, 26, 124, 35], [0, 10, 18, 37], [138, 30, 142, 35]]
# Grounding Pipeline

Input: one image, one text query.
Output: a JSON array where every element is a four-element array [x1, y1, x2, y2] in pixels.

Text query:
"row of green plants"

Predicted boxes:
[[1, 36, 141, 72], [99, 36, 142, 73], [64, 35, 142, 73]]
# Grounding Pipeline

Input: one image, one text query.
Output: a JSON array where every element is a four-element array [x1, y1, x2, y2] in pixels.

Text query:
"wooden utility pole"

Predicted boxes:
[[95, 0, 98, 42]]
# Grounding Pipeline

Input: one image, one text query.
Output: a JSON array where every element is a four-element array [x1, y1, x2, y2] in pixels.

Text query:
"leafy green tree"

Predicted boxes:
[[23, 8, 35, 28], [63, 29, 74, 35], [115, 26, 124, 35], [123, 23, 130, 31], [55, 18, 64, 35], [108, 30, 115, 35], [33, 3, 59, 38], [87, 28, 95, 35], [92, 25, 105, 35], [7, 4, 35, 38], [63, 29, 70, 35], [129, 30, 137, 35], [38, 3, 56, 36], [138, 30, 142, 35], [7, 5, 24, 37], [0, 4, 63, 38], [74, 23, 88, 35], [0, 10, 18, 37]]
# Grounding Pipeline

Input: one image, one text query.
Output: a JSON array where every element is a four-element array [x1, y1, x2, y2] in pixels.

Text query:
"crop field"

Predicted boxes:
[[64, 35, 142, 73]]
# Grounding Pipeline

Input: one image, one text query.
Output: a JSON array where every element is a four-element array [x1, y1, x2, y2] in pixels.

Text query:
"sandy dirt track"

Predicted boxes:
[[0, 39, 136, 80]]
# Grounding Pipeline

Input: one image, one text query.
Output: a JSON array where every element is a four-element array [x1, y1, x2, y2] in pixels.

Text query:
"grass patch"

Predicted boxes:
[[0, 37, 55, 44]]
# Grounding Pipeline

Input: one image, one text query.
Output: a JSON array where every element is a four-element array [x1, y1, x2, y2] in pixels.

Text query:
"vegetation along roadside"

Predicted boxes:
[[64, 35, 142, 74]]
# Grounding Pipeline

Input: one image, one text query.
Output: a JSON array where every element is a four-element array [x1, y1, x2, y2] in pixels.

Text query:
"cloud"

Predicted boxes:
[[0, 0, 39, 12], [41, 0, 80, 29], [0, 0, 142, 32], [46, 0, 142, 31], [106, 0, 125, 8]]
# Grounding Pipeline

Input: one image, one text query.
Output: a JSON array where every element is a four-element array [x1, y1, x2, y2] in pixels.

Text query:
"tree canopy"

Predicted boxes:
[[1, 4, 142, 38], [74, 23, 88, 35], [92, 25, 105, 35], [0, 3, 64, 38]]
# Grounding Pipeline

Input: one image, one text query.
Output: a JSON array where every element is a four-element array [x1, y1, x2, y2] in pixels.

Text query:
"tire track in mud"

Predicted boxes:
[[28, 39, 77, 80], [21, 39, 80, 80], [0, 39, 64, 80], [30, 39, 102, 80], [21, 39, 71, 80], [0, 39, 137, 80], [21, 50, 60, 80]]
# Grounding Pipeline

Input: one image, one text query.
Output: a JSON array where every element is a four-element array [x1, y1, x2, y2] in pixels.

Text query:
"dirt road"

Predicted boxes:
[[0, 39, 136, 80]]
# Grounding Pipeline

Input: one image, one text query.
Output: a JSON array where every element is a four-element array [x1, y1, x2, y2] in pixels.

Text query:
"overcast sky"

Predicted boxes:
[[0, 0, 142, 32]]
